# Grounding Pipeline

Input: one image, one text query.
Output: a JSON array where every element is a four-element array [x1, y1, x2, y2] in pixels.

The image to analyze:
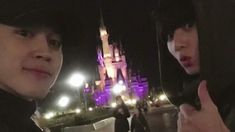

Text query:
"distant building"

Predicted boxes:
[[85, 17, 149, 106]]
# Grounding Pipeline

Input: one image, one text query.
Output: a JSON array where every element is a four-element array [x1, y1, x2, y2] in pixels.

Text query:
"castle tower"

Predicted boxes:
[[93, 13, 149, 106]]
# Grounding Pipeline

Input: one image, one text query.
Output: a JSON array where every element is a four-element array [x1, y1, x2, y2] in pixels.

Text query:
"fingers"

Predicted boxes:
[[177, 111, 194, 132], [198, 80, 216, 109]]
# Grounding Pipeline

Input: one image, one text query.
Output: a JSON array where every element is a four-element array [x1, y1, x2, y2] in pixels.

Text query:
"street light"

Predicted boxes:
[[88, 107, 93, 111], [75, 108, 81, 114], [111, 102, 117, 108], [67, 73, 85, 87], [112, 84, 126, 95], [57, 96, 70, 108], [159, 94, 167, 101], [67, 72, 88, 111], [44, 112, 55, 120]]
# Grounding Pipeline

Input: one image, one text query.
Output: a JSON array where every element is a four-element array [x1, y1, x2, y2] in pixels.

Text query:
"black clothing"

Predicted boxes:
[[0, 90, 42, 132], [218, 87, 235, 132], [113, 104, 130, 132], [182, 75, 201, 110], [131, 112, 150, 132]]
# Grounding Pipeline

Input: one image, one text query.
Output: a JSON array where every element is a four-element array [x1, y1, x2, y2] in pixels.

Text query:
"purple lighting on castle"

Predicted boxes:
[[93, 89, 111, 106], [92, 21, 149, 107]]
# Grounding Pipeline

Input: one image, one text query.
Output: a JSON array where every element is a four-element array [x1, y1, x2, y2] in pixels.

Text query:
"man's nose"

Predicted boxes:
[[32, 34, 52, 62], [173, 29, 188, 51]]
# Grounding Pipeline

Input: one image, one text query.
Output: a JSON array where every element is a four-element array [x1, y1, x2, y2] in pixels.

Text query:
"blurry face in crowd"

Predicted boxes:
[[167, 24, 200, 75], [0, 23, 63, 100]]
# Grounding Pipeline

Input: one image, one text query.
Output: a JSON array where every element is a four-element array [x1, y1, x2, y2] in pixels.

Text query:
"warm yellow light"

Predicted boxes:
[[75, 108, 81, 114], [100, 29, 107, 36], [95, 81, 101, 86], [88, 107, 93, 111], [131, 99, 137, 105], [111, 102, 117, 108], [159, 94, 167, 101], [44, 112, 55, 119]]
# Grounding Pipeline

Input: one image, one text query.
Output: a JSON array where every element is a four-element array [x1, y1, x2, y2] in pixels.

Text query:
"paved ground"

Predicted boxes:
[[62, 105, 178, 132], [94, 105, 178, 132], [146, 105, 178, 132]]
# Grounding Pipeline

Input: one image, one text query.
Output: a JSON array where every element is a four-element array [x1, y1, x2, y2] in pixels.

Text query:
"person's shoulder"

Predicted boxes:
[[0, 119, 10, 132]]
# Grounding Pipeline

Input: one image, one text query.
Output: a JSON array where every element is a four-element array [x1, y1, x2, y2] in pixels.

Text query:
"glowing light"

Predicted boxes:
[[100, 29, 107, 36], [58, 96, 70, 108], [112, 84, 126, 95], [125, 99, 137, 105], [125, 99, 132, 105], [75, 108, 81, 114], [95, 81, 101, 86], [159, 94, 167, 101], [67, 73, 85, 87], [118, 80, 124, 84], [131, 99, 137, 105], [44, 112, 55, 119], [85, 83, 89, 88], [88, 107, 93, 111], [111, 102, 117, 108], [115, 57, 120, 61]]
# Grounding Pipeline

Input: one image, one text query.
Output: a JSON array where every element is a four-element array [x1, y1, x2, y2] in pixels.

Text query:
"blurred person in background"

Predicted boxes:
[[113, 95, 130, 132]]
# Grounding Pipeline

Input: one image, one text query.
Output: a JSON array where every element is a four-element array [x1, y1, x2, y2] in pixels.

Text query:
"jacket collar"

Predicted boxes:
[[0, 89, 36, 119]]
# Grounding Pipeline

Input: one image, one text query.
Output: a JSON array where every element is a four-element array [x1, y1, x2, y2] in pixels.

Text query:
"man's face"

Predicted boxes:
[[0, 24, 63, 100], [167, 24, 200, 75]]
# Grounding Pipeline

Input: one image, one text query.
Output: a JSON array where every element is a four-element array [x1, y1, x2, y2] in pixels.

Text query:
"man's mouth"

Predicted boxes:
[[22, 67, 52, 78], [180, 56, 193, 68]]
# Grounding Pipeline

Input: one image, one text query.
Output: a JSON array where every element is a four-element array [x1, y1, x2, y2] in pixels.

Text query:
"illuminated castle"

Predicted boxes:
[[89, 18, 149, 106]]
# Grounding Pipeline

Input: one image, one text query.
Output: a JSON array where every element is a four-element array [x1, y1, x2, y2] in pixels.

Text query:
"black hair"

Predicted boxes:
[[156, 0, 196, 41]]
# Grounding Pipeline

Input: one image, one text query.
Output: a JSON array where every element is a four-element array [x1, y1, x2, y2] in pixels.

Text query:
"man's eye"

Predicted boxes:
[[15, 29, 33, 37], [48, 39, 62, 50]]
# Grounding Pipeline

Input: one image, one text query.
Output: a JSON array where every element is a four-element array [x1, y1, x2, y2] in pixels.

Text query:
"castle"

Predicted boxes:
[[85, 18, 149, 106]]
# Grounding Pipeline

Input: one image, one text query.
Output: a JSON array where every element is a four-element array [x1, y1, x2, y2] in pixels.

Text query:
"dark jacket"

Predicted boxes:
[[0, 90, 42, 132], [113, 104, 130, 132], [131, 112, 150, 132], [218, 87, 235, 132]]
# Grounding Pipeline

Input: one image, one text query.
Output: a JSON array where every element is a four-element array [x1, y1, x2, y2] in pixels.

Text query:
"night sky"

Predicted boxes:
[[58, 0, 160, 88], [40, 0, 161, 111]]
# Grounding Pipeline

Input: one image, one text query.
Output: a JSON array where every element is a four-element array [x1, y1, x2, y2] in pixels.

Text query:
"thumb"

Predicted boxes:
[[180, 103, 196, 117], [198, 80, 215, 109]]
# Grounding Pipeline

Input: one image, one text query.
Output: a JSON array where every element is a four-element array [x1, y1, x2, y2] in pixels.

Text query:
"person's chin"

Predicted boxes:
[[28, 90, 49, 100], [185, 68, 199, 75], [22, 85, 50, 99]]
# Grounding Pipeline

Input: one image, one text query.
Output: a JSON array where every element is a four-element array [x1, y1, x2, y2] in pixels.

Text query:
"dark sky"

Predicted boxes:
[[40, 0, 161, 111], [58, 0, 160, 88]]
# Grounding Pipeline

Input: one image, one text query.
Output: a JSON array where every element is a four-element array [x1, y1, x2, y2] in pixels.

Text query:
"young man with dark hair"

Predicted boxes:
[[156, 0, 233, 131], [0, 0, 81, 131]]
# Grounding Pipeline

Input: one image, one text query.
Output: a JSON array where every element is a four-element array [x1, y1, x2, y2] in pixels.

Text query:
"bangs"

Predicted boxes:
[[156, 0, 196, 40]]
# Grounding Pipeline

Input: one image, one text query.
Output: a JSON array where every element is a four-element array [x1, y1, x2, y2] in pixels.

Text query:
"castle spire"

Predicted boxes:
[[99, 9, 111, 58]]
